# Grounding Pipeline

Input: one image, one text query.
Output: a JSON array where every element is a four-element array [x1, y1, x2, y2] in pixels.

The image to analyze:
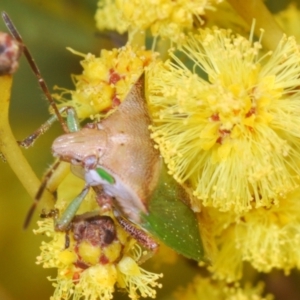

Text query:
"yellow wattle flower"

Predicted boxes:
[[174, 276, 272, 300], [95, 0, 128, 34], [54, 45, 157, 120], [34, 173, 163, 300], [197, 187, 300, 281], [147, 27, 300, 213], [95, 0, 223, 41], [235, 187, 300, 274]]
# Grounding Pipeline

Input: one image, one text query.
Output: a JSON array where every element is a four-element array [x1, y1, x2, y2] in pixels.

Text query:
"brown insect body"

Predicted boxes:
[[52, 77, 162, 223]]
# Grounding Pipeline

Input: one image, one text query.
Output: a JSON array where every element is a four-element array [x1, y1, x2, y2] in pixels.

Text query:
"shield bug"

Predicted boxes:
[[2, 12, 205, 262]]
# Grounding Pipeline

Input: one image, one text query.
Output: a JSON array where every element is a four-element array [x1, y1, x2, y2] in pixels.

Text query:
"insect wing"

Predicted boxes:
[[141, 166, 205, 261]]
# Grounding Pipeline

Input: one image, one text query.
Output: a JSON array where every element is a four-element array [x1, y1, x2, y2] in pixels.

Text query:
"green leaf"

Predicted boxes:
[[141, 165, 205, 261]]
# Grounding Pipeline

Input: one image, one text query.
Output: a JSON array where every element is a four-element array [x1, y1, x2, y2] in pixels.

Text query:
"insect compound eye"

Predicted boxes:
[[71, 158, 82, 165]]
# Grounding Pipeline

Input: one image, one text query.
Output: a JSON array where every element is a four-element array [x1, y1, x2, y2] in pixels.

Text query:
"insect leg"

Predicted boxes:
[[1, 12, 68, 132], [116, 215, 159, 264], [2, 13, 81, 145], [18, 107, 79, 148], [21, 104, 80, 226], [65, 106, 80, 132], [55, 185, 90, 231], [116, 215, 159, 250], [39, 208, 72, 249], [65, 230, 71, 249], [23, 160, 61, 228]]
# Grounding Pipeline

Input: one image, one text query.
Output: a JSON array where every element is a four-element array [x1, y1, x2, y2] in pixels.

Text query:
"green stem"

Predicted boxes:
[[227, 0, 284, 50], [0, 75, 54, 209]]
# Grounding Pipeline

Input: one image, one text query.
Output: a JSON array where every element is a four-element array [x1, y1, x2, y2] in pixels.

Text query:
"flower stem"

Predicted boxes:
[[227, 0, 284, 50], [0, 75, 54, 208]]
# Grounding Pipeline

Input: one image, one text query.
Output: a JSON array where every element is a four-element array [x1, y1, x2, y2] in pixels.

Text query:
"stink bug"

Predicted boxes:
[[2, 12, 205, 262]]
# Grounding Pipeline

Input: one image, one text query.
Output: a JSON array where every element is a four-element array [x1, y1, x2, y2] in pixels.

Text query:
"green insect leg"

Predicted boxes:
[[55, 185, 90, 231], [18, 107, 80, 148]]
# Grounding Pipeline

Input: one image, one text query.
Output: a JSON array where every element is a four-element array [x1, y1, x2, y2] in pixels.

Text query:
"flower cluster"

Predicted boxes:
[[54, 45, 157, 120], [148, 28, 300, 213], [147, 23, 300, 286], [96, 0, 223, 41], [174, 276, 272, 300], [34, 173, 163, 300]]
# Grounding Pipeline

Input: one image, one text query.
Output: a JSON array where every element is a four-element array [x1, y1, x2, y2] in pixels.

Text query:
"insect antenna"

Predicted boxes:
[[1, 12, 68, 134], [23, 160, 61, 229]]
